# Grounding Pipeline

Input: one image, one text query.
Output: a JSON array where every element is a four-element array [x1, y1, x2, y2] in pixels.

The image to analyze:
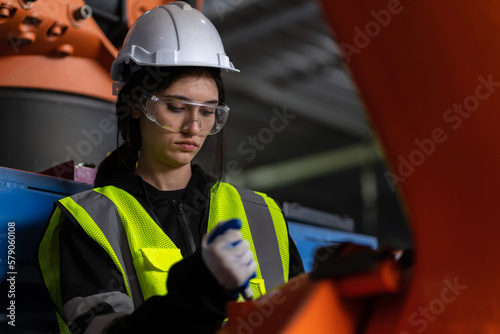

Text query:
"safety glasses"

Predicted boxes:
[[140, 95, 229, 135]]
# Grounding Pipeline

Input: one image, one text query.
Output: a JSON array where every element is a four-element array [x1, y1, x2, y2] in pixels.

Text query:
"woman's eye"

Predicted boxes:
[[200, 108, 215, 116], [167, 103, 185, 112]]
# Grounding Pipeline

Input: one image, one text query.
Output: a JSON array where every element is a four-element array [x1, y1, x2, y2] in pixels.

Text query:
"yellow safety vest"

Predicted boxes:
[[38, 182, 289, 333]]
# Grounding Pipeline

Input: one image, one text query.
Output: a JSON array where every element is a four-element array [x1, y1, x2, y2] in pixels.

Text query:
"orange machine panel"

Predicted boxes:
[[320, 0, 500, 332], [0, 0, 117, 101]]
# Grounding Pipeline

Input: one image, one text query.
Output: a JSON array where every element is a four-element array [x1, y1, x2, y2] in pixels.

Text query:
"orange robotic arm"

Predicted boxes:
[[0, 0, 180, 102]]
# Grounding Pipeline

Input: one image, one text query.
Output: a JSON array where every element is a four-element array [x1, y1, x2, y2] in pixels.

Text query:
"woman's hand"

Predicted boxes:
[[202, 224, 256, 292]]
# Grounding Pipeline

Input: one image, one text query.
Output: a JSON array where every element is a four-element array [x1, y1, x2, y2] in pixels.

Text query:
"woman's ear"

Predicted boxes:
[[131, 106, 141, 119]]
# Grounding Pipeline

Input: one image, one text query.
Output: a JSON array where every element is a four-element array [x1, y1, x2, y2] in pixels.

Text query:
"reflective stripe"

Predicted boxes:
[[233, 185, 284, 292], [63, 291, 134, 326], [38, 208, 71, 334], [70, 190, 144, 307]]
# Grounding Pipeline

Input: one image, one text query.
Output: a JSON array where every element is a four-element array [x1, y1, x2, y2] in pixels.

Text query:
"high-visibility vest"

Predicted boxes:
[[38, 182, 289, 333]]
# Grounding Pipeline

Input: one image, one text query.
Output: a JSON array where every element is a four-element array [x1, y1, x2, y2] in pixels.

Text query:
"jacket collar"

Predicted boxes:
[[96, 164, 214, 205]]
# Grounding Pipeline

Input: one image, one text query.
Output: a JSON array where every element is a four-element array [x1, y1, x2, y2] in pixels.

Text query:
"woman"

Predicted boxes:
[[38, 3, 303, 334]]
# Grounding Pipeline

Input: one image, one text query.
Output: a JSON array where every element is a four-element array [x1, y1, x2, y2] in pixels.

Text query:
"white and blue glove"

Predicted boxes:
[[202, 219, 256, 299]]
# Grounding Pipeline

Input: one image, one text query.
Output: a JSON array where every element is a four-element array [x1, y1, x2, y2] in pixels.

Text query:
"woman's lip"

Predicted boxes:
[[175, 142, 198, 151]]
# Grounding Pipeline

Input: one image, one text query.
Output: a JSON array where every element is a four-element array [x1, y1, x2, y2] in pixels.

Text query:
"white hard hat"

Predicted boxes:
[[110, 1, 239, 84]]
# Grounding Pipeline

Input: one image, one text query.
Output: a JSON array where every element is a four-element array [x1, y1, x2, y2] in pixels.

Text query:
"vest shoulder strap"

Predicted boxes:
[[60, 189, 140, 303], [209, 182, 289, 294]]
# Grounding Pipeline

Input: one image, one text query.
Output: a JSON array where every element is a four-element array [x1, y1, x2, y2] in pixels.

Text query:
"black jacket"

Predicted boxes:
[[57, 165, 304, 333]]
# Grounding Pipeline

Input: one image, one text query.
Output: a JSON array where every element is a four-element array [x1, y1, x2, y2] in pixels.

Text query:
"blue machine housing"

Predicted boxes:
[[0, 167, 92, 281], [288, 221, 378, 273], [283, 202, 378, 273], [0, 167, 92, 332]]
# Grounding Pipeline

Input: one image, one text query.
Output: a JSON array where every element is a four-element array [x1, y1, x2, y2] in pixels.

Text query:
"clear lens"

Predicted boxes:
[[144, 95, 229, 135]]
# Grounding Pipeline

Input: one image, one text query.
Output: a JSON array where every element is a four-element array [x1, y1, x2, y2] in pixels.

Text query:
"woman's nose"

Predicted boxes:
[[181, 118, 202, 134]]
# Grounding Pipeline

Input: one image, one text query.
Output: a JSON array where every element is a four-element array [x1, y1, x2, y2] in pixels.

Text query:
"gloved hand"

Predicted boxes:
[[202, 222, 257, 293]]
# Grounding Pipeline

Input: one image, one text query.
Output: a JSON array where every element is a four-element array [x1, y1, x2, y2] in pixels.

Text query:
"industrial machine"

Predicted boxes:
[[3, 0, 498, 333]]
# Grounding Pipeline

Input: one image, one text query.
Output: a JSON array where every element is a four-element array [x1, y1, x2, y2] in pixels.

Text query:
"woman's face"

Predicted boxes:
[[134, 74, 219, 170]]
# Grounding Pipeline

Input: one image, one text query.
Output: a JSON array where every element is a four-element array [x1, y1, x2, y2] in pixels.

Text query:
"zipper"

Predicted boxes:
[[175, 201, 197, 256]]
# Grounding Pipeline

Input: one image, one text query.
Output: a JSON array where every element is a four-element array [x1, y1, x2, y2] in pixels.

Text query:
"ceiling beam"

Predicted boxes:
[[224, 71, 372, 138], [203, 0, 268, 20], [217, 1, 320, 50], [228, 142, 382, 191]]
